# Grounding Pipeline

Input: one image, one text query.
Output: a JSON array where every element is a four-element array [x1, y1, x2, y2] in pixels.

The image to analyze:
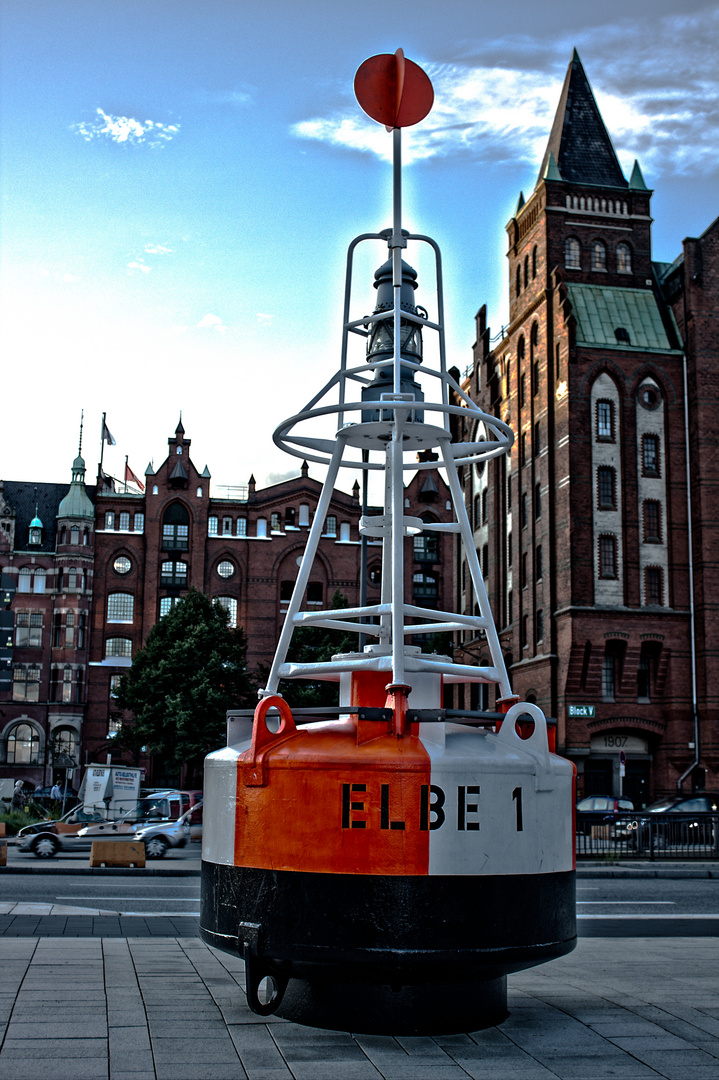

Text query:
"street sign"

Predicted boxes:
[[568, 705, 595, 718]]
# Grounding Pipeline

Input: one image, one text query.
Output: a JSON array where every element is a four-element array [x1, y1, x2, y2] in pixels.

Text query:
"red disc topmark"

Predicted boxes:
[[354, 48, 434, 130]]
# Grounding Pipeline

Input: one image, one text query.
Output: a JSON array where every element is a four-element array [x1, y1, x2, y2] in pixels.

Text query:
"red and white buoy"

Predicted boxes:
[[200, 50, 576, 1034]]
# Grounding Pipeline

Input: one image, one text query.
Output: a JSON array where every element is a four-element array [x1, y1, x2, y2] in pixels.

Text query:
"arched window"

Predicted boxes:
[[162, 502, 189, 551], [591, 239, 607, 270], [532, 245, 537, 278], [523, 255, 529, 289], [565, 237, 581, 269], [413, 571, 438, 597], [517, 335, 525, 362], [107, 593, 134, 622], [33, 568, 46, 594], [53, 726, 79, 763], [215, 596, 238, 627], [105, 637, 132, 659], [515, 265, 521, 297], [617, 243, 632, 273], [7, 722, 40, 764], [18, 567, 31, 593]]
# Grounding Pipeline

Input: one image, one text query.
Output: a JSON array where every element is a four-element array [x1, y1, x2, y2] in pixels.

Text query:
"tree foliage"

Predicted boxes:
[[279, 590, 357, 709], [115, 588, 255, 783]]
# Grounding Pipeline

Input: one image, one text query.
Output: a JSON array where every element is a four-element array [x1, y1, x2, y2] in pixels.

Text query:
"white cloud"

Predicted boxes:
[[144, 243, 173, 255], [72, 108, 180, 147], [197, 313, 226, 332], [292, 9, 719, 178], [127, 259, 151, 275], [256, 312, 273, 326]]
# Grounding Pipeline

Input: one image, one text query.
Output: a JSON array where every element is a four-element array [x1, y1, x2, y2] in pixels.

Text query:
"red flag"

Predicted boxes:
[[125, 462, 145, 491]]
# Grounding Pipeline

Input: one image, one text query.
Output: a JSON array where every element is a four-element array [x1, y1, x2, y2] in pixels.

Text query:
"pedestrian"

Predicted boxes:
[[11, 781, 25, 811], [51, 781, 63, 802]]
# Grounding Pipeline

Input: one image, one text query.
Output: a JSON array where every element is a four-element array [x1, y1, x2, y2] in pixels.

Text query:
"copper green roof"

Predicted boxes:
[[566, 284, 678, 351]]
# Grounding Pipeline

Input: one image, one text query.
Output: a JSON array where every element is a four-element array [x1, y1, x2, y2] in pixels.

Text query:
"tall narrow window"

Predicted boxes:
[[119, 512, 130, 530], [597, 467, 616, 510], [18, 568, 31, 593], [134, 513, 144, 533], [521, 492, 528, 529], [645, 567, 663, 605], [520, 374, 526, 409], [599, 535, 617, 578], [482, 544, 489, 578], [215, 596, 238, 627], [643, 435, 660, 477], [237, 518, 247, 537], [105, 511, 115, 530], [616, 243, 632, 273], [507, 532, 513, 566], [208, 516, 218, 536], [535, 545, 543, 581], [271, 512, 282, 533], [591, 239, 607, 270], [482, 489, 488, 524], [33, 569, 46, 594], [596, 400, 614, 441], [523, 255, 529, 289], [643, 500, 661, 542], [602, 654, 616, 700], [534, 422, 541, 456], [515, 265, 521, 297], [536, 609, 543, 644], [222, 517, 233, 535], [162, 503, 190, 550], [565, 237, 581, 269], [534, 483, 542, 519], [532, 245, 537, 278]]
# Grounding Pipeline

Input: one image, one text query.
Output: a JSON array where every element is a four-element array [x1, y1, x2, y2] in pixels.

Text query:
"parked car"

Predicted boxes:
[[634, 793, 719, 849], [576, 795, 634, 836]]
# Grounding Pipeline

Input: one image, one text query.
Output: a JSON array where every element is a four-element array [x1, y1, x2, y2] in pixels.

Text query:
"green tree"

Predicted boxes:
[[115, 588, 255, 784], [279, 590, 357, 709]]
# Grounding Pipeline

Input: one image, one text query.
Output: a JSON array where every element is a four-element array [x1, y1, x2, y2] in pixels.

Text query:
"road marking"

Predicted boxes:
[[56, 896, 199, 902], [577, 901, 676, 905], [578, 913, 719, 919]]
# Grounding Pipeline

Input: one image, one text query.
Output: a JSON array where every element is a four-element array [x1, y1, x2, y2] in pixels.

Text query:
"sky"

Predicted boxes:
[[1, 0, 718, 497]]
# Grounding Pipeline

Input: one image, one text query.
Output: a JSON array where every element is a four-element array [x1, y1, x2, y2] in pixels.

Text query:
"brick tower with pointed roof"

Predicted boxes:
[[456, 51, 704, 803]]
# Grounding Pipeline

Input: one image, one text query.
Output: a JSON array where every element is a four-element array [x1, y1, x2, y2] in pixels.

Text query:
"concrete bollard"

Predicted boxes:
[[89, 840, 145, 868]]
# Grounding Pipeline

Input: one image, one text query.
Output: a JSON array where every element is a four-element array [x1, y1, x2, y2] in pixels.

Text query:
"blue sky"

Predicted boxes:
[[1, 0, 718, 494]]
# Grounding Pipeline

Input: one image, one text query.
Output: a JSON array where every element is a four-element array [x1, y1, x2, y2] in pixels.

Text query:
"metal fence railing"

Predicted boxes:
[[576, 812, 719, 861]]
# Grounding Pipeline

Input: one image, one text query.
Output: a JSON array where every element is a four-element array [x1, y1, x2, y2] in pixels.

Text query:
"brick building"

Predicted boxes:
[[84, 419, 453, 780], [0, 455, 95, 792], [457, 51, 718, 804]]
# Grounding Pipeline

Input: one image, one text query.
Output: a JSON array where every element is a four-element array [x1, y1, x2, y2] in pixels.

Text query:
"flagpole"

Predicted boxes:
[[124, 456, 128, 494], [100, 413, 107, 472]]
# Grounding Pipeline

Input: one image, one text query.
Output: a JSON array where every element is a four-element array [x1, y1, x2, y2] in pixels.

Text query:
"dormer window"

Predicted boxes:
[[614, 327, 631, 345], [29, 526, 41, 545]]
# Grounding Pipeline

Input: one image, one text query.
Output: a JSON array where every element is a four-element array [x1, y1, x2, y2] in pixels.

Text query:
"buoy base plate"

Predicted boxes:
[[275, 972, 508, 1034]]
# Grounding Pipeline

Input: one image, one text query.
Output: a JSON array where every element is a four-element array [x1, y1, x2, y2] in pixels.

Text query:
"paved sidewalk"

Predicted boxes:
[[0, 935, 717, 1079]]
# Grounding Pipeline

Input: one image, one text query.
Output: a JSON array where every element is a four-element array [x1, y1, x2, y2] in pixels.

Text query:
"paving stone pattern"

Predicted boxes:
[[0, 936, 717, 1079]]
